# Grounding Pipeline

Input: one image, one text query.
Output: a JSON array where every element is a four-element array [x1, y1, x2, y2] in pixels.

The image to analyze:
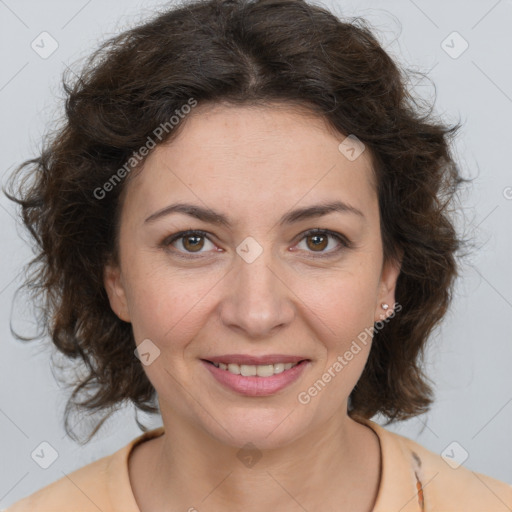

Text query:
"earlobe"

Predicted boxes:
[[375, 252, 402, 322], [103, 263, 131, 322]]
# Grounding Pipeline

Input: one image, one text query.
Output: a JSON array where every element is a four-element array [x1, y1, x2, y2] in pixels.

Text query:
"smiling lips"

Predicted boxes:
[[212, 361, 299, 377], [205, 354, 307, 377], [202, 354, 310, 396]]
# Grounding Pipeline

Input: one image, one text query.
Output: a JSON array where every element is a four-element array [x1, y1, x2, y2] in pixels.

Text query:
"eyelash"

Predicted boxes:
[[162, 228, 352, 259]]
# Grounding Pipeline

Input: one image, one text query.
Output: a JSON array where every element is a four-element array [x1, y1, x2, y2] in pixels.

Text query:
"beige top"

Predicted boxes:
[[4, 417, 512, 511]]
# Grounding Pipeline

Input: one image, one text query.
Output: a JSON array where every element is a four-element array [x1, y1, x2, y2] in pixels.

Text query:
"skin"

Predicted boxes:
[[104, 102, 402, 512]]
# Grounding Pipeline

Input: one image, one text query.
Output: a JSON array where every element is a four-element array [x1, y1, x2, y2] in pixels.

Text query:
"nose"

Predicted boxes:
[[219, 246, 295, 339]]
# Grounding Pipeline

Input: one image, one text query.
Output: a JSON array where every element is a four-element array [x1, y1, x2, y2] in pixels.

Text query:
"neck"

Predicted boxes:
[[130, 410, 381, 512]]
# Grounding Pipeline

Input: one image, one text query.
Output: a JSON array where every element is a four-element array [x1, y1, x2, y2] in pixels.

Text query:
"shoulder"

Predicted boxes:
[[365, 418, 512, 512], [3, 454, 113, 512], [3, 427, 164, 512], [405, 436, 512, 511]]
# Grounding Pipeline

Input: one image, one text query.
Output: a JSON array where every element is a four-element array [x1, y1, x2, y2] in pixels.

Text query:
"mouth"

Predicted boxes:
[[203, 360, 307, 377], [201, 356, 311, 396]]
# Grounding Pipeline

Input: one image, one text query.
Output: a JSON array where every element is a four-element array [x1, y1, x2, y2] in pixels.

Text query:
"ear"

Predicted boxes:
[[374, 249, 403, 322], [103, 262, 131, 322]]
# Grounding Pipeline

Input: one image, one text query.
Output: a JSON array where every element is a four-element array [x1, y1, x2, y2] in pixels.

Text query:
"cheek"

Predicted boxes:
[[124, 262, 219, 346], [124, 241, 381, 355], [295, 260, 379, 379], [295, 263, 379, 339], [296, 281, 377, 414]]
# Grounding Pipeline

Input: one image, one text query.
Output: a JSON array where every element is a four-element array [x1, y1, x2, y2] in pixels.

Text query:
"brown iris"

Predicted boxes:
[[180, 232, 330, 254], [306, 233, 328, 251], [182, 234, 205, 252]]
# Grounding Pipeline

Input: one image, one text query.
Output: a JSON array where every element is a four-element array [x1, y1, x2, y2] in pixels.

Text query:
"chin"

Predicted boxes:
[[202, 406, 311, 451]]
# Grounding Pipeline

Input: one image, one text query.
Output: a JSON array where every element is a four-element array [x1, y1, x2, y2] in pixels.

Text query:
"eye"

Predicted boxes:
[[295, 229, 350, 257], [164, 230, 216, 257], [163, 228, 352, 259]]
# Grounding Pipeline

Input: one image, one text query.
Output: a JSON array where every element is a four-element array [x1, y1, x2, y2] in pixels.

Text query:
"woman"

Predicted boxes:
[[4, 0, 511, 510]]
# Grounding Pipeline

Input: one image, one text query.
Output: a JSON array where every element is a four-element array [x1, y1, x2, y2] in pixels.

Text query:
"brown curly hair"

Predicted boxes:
[[5, 0, 471, 444]]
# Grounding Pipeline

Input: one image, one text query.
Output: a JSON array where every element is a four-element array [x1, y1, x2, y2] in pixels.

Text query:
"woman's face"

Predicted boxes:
[[104, 103, 401, 449]]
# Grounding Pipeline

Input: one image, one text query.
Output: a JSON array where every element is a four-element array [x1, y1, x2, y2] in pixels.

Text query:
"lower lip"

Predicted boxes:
[[202, 360, 310, 397]]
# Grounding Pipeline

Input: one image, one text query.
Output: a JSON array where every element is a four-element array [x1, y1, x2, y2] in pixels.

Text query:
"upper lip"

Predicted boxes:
[[203, 354, 309, 365]]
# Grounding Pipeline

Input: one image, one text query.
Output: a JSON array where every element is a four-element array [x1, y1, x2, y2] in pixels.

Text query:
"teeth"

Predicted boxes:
[[255, 364, 274, 377], [241, 364, 257, 377], [228, 363, 240, 374], [273, 363, 285, 374], [211, 361, 300, 376]]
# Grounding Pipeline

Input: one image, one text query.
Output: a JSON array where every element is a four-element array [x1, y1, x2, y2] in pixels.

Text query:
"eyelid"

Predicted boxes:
[[162, 229, 214, 258], [163, 228, 352, 258], [297, 228, 351, 246], [292, 228, 352, 257]]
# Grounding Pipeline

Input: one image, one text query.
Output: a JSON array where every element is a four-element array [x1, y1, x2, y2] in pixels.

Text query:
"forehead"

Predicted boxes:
[[124, 103, 378, 223]]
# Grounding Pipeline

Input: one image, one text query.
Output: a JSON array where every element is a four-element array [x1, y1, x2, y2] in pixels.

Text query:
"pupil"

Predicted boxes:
[[185, 235, 203, 251], [309, 234, 327, 251]]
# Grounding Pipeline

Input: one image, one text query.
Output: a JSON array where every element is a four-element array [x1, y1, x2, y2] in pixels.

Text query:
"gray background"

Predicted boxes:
[[1, 0, 511, 508]]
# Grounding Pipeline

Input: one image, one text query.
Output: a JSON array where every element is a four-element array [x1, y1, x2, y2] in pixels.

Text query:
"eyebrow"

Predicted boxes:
[[144, 200, 365, 227]]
